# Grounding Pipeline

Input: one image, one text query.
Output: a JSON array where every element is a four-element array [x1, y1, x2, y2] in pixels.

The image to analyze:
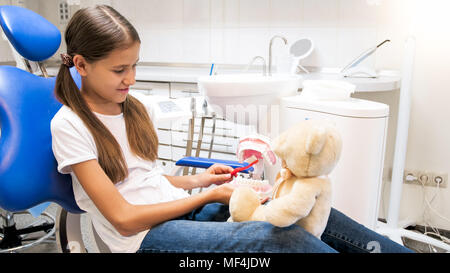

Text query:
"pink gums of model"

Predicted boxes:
[[230, 134, 277, 198]]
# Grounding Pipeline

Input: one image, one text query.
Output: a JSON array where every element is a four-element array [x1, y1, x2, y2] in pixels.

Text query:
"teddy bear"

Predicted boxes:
[[228, 119, 342, 238]]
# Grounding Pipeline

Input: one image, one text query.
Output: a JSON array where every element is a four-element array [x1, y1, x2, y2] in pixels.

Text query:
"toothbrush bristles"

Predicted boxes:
[[244, 155, 258, 164]]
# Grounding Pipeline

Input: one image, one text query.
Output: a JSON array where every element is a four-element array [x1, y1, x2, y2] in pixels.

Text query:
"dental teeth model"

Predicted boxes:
[[230, 177, 273, 198], [237, 134, 277, 180]]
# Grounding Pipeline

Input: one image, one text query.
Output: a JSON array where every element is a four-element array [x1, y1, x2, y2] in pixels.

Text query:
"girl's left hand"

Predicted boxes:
[[195, 164, 234, 188]]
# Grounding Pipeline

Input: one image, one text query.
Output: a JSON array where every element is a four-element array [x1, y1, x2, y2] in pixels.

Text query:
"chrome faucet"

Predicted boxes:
[[246, 56, 267, 76], [268, 35, 287, 76]]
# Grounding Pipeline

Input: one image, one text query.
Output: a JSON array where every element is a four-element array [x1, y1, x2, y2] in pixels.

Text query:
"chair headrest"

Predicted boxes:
[[0, 5, 61, 62]]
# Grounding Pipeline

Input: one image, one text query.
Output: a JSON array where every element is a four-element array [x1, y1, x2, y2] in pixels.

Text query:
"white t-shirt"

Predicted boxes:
[[51, 97, 189, 253]]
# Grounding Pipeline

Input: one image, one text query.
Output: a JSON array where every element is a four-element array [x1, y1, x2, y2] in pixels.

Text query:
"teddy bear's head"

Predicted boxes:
[[272, 119, 342, 178]]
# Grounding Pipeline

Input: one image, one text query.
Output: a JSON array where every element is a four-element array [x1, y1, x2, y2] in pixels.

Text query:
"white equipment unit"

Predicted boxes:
[[280, 96, 389, 230]]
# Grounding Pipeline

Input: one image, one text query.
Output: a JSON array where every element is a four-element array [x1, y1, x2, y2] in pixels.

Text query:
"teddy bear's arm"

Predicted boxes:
[[264, 182, 320, 227]]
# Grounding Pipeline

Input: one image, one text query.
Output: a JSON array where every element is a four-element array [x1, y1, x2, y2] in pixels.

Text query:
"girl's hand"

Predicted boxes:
[[209, 183, 236, 205], [208, 184, 269, 205], [260, 196, 270, 204], [194, 163, 234, 188]]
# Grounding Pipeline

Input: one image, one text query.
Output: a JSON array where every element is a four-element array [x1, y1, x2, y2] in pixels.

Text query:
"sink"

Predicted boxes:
[[198, 73, 302, 135]]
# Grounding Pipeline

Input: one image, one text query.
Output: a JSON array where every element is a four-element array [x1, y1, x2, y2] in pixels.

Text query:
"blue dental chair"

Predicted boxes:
[[0, 5, 83, 252], [0, 5, 253, 253]]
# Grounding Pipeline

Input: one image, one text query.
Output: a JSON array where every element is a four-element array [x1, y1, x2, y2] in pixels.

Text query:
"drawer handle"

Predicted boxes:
[[157, 157, 176, 162], [180, 139, 232, 148]]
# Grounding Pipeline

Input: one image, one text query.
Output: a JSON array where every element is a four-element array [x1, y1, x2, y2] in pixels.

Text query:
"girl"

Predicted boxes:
[[51, 5, 412, 253]]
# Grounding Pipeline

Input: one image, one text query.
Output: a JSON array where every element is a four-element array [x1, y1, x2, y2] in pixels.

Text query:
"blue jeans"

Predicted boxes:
[[137, 203, 413, 253]]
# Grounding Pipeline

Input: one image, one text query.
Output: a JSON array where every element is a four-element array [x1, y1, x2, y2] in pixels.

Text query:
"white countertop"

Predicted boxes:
[[302, 71, 400, 92], [47, 65, 401, 92]]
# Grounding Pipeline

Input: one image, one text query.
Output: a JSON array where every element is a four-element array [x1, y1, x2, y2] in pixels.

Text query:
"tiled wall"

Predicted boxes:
[[0, 0, 411, 70], [107, 0, 409, 70]]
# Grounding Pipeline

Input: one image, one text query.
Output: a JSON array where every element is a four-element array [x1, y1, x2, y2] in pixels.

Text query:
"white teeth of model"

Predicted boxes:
[[236, 134, 277, 167], [233, 177, 269, 186], [263, 151, 270, 163]]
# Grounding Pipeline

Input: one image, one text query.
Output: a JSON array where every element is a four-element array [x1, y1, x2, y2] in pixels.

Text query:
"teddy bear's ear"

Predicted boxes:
[[305, 125, 327, 155]]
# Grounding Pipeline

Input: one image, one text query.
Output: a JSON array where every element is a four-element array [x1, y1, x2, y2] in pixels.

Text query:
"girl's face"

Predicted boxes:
[[76, 41, 140, 115]]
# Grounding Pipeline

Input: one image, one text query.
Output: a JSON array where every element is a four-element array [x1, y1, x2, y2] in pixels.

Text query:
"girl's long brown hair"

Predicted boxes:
[[55, 5, 158, 184]]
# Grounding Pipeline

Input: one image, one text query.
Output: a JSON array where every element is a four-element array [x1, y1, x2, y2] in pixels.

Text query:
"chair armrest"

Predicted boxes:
[[175, 157, 254, 173]]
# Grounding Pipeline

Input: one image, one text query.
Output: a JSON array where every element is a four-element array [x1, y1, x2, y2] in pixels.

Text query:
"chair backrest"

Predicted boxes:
[[0, 66, 82, 213], [0, 5, 83, 213]]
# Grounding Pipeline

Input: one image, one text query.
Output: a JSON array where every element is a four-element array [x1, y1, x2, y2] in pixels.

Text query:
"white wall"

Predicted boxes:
[[393, 0, 450, 230], [1, 0, 408, 69], [111, 0, 384, 68], [353, 0, 450, 232], [1, 0, 449, 231]]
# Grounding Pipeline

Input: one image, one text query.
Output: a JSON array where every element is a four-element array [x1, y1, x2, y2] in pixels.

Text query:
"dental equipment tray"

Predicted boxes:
[[175, 157, 254, 173]]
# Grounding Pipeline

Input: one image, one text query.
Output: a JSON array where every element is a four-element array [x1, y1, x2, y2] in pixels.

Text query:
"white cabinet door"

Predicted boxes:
[[131, 81, 170, 96], [169, 83, 199, 98]]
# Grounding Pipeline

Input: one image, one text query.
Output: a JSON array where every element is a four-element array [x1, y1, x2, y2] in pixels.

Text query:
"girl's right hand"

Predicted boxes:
[[209, 183, 236, 205]]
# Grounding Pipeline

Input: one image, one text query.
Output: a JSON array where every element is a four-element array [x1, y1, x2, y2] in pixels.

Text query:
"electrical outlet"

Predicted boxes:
[[404, 169, 419, 184], [404, 170, 447, 188], [431, 172, 447, 188], [11, 0, 26, 7], [58, 1, 70, 25], [417, 171, 432, 185]]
